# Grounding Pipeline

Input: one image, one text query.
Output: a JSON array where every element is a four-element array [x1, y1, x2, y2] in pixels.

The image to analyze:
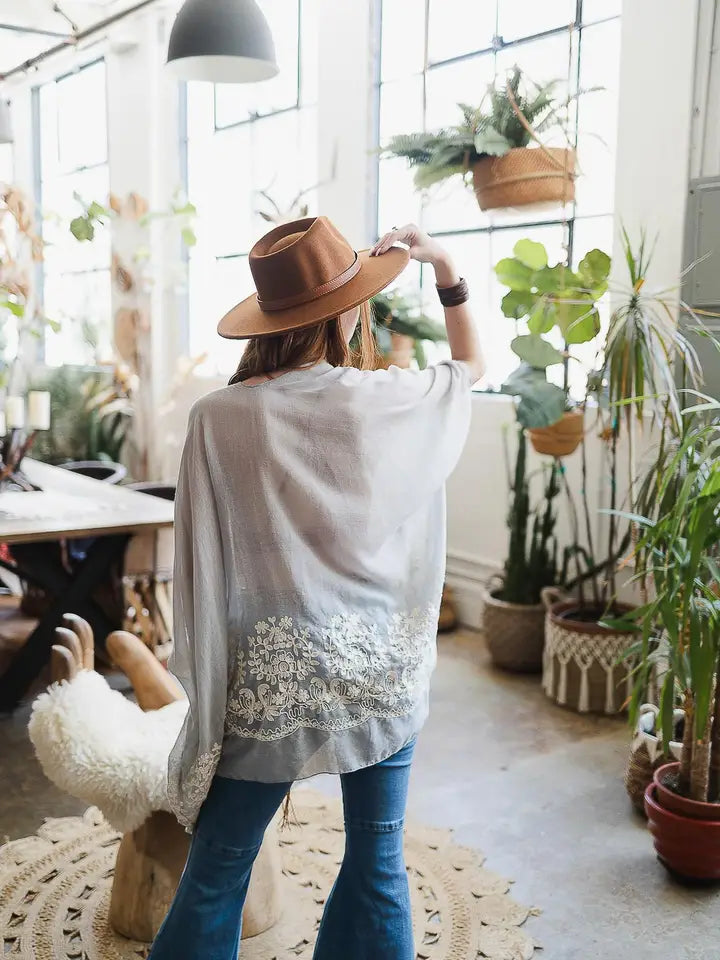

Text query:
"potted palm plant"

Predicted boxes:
[[542, 232, 706, 714], [614, 410, 720, 878], [483, 425, 560, 672], [384, 66, 577, 211]]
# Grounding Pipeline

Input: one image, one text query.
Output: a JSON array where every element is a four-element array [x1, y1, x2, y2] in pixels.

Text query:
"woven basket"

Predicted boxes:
[[527, 410, 584, 458], [541, 589, 637, 714], [625, 703, 683, 813], [482, 581, 545, 673], [472, 147, 575, 211]]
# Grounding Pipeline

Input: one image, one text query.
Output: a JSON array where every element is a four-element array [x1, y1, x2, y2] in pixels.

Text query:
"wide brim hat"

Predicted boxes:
[[218, 215, 409, 339]]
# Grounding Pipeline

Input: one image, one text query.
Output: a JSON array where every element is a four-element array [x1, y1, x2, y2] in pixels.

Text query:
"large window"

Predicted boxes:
[[375, 0, 621, 389], [36, 59, 112, 366], [185, 0, 318, 374]]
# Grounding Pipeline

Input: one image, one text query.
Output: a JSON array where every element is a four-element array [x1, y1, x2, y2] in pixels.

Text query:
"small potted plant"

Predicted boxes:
[[494, 238, 611, 457], [483, 425, 560, 672], [384, 66, 578, 211], [363, 289, 448, 370], [615, 410, 720, 878]]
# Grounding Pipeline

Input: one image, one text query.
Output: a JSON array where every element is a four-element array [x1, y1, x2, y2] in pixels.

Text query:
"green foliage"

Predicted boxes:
[[356, 290, 447, 368], [70, 196, 111, 242], [384, 66, 572, 190], [500, 426, 559, 605], [500, 364, 566, 429], [614, 415, 720, 802], [29, 365, 133, 465]]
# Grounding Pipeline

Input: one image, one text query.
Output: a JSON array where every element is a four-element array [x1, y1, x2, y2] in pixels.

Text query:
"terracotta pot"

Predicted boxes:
[[482, 583, 545, 673], [645, 783, 720, 880], [527, 411, 584, 458], [472, 147, 575, 212], [541, 589, 637, 714], [653, 761, 720, 821]]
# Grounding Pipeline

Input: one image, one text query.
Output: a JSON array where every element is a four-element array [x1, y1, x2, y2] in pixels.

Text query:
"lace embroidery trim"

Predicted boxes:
[[169, 742, 221, 829], [225, 607, 438, 742]]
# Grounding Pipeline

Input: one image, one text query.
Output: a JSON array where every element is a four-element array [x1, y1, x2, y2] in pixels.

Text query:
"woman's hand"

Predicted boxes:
[[370, 224, 458, 286]]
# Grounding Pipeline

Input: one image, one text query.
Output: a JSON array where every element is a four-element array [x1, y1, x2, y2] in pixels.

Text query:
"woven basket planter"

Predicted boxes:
[[527, 410, 584, 458], [541, 589, 637, 714], [472, 147, 575, 211], [625, 703, 683, 814], [482, 582, 545, 673]]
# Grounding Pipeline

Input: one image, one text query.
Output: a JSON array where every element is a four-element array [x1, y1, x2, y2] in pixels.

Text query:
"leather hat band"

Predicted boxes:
[[256, 253, 361, 313]]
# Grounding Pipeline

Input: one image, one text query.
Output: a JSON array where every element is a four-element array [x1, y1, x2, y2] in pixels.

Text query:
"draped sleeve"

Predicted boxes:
[[352, 359, 473, 536], [166, 402, 229, 830]]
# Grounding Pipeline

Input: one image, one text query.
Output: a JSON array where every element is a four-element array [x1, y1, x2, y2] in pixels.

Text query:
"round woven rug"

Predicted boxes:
[[0, 789, 539, 960]]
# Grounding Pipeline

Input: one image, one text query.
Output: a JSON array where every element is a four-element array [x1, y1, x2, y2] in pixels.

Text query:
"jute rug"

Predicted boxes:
[[0, 789, 540, 960]]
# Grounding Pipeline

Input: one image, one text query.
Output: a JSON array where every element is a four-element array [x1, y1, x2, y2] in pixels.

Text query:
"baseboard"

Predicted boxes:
[[445, 550, 501, 630]]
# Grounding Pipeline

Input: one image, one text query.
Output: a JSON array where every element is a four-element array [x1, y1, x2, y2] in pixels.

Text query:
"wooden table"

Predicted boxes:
[[0, 460, 174, 712]]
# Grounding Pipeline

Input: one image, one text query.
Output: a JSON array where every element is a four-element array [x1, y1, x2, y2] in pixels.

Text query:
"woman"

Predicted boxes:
[[151, 218, 484, 960]]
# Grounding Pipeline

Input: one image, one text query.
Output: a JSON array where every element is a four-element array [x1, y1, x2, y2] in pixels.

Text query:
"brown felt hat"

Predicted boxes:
[[217, 216, 409, 339]]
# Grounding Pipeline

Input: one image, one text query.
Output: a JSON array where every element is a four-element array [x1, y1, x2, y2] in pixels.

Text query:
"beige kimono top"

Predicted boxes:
[[167, 359, 472, 828]]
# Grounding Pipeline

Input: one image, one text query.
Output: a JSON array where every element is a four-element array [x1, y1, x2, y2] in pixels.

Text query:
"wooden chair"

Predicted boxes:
[[52, 617, 282, 944]]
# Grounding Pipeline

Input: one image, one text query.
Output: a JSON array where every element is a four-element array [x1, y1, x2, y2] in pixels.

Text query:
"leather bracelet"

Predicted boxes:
[[437, 277, 469, 307]]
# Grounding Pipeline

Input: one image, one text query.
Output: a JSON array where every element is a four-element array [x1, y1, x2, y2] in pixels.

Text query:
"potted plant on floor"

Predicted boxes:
[[542, 232, 705, 714], [614, 409, 720, 878], [483, 424, 560, 672], [384, 66, 578, 211]]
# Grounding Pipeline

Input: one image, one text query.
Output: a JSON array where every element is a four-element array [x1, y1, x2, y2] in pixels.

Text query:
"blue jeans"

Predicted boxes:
[[149, 738, 416, 960]]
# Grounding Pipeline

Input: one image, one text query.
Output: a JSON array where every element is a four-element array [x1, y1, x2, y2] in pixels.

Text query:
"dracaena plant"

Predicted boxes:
[[613, 413, 720, 803], [494, 237, 611, 429]]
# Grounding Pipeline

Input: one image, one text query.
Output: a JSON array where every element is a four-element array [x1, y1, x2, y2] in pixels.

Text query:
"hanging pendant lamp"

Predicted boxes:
[[166, 0, 278, 84], [0, 101, 13, 145]]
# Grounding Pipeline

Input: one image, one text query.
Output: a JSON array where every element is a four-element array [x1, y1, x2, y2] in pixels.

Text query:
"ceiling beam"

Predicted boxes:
[[1, 0, 162, 81], [0, 22, 72, 39]]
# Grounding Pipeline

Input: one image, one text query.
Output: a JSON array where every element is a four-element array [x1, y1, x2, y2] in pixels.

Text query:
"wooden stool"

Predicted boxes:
[[53, 618, 283, 944]]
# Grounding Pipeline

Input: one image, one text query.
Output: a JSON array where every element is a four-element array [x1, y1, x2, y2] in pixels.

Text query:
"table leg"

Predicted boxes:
[[0, 534, 130, 713]]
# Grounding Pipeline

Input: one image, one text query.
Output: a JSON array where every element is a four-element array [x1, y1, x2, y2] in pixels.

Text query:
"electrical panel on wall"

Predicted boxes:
[[683, 177, 720, 396]]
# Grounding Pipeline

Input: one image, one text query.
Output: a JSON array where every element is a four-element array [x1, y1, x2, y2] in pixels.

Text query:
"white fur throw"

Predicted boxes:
[[28, 671, 188, 833]]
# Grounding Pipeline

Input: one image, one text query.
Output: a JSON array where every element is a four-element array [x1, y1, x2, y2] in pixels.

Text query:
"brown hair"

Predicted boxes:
[[228, 301, 378, 384]]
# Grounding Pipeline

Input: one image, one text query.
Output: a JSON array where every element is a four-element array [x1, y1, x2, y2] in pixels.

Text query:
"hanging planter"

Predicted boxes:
[[527, 409, 584, 458], [472, 147, 575, 212]]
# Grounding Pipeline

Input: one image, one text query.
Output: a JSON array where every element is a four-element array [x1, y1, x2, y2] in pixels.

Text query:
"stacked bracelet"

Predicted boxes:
[[437, 277, 469, 307]]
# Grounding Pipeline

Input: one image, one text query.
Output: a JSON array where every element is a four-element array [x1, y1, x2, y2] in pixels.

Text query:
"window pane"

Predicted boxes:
[[574, 19, 620, 216], [581, 0, 621, 23], [0, 142, 13, 181], [495, 34, 576, 126], [425, 55, 496, 131], [189, 255, 252, 374], [55, 61, 107, 172], [42, 165, 111, 273], [214, 0, 300, 126], [300, 0, 319, 103], [427, 0, 496, 65], [381, 0, 425, 82], [377, 157, 422, 234], [43, 268, 112, 366], [497, 0, 576, 43], [422, 173, 485, 234], [380, 75, 423, 141]]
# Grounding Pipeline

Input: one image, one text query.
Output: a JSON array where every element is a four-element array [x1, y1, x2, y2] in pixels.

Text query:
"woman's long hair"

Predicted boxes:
[[228, 300, 378, 384]]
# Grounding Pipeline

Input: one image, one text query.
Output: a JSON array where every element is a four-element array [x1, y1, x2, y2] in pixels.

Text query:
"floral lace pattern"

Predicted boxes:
[[226, 607, 438, 741], [169, 742, 222, 829]]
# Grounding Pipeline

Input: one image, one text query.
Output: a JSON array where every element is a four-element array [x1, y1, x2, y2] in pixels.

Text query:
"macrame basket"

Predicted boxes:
[[625, 703, 684, 813], [472, 147, 576, 211], [527, 410, 584, 458], [541, 589, 637, 714], [482, 580, 545, 673]]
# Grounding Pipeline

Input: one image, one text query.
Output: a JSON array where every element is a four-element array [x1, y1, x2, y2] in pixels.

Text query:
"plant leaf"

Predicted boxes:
[[501, 289, 535, 319], [578, 248, 611, 287], [474, 126, 511, 157], [500, 364, 567, 428], [494, 257, 534, 291], [513, 239, 548, 271], [511, 334, 564, 368]]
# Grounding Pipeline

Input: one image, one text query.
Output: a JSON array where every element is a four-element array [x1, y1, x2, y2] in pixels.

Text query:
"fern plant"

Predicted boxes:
[[385, 66, 572, 189]]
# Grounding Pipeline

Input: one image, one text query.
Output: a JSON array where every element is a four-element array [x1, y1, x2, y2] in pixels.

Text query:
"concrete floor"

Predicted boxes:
[[2, 630, 719, 958]]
